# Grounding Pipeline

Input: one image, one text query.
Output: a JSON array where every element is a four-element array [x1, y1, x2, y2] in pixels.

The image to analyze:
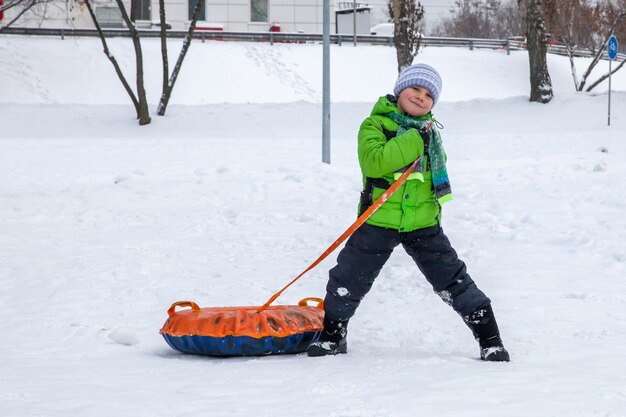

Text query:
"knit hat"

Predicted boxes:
[[393, 63, 443, 106]]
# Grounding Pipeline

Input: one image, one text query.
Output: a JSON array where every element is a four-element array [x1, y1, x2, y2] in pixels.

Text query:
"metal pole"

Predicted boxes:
[[322, 0, 331, 164], [608, 59, 613, 126], [353, 0, 357, 46]]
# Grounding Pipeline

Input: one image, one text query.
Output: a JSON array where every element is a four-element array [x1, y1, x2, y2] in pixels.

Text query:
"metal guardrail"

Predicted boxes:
[[0, 26, 392, 45], [547, 43, 626, 61], [2, 26, 624, 60], [0, 26, 519, 50]]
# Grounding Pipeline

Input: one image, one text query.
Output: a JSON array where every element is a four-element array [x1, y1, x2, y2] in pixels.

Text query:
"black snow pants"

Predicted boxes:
[[324, 223, 490, 322]]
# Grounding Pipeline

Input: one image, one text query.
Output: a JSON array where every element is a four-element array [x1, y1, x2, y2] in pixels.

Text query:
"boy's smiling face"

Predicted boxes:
[[397, 86, 434, 117]]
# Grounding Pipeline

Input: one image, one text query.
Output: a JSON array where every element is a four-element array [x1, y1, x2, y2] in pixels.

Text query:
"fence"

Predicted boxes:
[[2, 27, 625, 61]]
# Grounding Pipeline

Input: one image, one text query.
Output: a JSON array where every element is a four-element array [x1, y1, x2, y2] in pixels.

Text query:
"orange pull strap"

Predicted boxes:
[[256, 157, 421, 313]]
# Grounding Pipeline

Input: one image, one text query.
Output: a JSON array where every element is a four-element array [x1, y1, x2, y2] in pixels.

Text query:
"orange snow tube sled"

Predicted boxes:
[[160, 298, 324, 356]]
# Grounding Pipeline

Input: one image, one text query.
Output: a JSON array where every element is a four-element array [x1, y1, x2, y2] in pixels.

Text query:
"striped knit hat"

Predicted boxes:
[[393, 63, 443, 106]]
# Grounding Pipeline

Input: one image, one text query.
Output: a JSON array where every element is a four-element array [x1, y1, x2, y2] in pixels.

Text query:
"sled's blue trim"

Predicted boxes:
[[162, 331, 321, 357]]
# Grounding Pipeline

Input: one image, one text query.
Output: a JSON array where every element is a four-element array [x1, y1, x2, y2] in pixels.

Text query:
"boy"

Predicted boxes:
[[307, 63, 509, 362]]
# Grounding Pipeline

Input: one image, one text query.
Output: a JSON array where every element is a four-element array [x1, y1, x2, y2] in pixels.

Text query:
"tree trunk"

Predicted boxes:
[[564, 44, 579, 90], [84, 0, 141, 118], [526, 0, 554, 103], [389, 0, 424, 74], [115, 0, 151, 125], [157, 0, 204, 116], [158, 0, 169, 110], [394, 19, 414, 73]]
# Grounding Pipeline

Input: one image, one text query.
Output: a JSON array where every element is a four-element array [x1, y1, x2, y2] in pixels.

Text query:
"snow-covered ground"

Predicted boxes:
[[1, 36, 626, 417]]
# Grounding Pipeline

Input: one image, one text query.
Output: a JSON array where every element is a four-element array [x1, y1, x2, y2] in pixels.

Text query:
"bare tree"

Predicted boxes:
[[389, 0, 425, 73], [579, 10, 626, 91], [524, 0, 554, 102], [84, 0, 151, 125], [435, 0, 525, 39], [156, 0, 205, 116], [546, 0, 626, 91], [0, 0, 49, 31]]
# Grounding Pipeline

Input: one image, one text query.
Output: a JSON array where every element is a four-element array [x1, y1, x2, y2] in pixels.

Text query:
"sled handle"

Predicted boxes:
[[167, 301, 200, 317], [298, 297, 324, 309]]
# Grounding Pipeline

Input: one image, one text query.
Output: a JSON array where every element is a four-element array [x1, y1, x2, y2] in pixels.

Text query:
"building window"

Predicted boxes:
[[133, 0, 151, 21], [251, 0, 268, 22], [189, 0, 206, 21], [95, 7, 124, 28]]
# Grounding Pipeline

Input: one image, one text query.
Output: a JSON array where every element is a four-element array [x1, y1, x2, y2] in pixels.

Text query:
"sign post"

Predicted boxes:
[[607, 35, 618, 127]]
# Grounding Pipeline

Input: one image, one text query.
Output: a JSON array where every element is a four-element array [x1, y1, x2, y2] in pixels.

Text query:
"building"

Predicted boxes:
[[335, 1, 371, 35], [2, 0, 345, 33]]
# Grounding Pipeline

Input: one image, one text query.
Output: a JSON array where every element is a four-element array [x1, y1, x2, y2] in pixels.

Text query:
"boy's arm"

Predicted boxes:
[[358, 117, 425, 178]]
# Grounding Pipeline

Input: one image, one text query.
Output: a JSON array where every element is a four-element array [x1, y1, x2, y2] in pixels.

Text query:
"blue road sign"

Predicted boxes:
[[608, 35, 618, 60]]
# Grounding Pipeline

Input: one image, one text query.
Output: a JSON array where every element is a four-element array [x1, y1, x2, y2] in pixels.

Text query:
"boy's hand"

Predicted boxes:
[[395, 128, 425, 156], [417, 127, 432, 146]]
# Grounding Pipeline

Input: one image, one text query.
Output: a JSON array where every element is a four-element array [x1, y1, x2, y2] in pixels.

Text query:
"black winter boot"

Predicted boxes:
[[307, 318, 348, 357], [463, 305, 510, 362]]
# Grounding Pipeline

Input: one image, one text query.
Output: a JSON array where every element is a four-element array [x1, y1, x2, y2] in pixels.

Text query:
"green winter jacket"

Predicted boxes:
[[358, 96, 442, 232]]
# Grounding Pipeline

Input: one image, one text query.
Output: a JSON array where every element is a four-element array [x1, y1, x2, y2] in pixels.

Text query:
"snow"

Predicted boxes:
[[337, 287, 350, 296], [1, 36, 626, 416]]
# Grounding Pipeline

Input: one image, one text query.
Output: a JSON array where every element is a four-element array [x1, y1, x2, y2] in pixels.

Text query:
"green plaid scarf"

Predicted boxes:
[[386, 112, 452, 204]]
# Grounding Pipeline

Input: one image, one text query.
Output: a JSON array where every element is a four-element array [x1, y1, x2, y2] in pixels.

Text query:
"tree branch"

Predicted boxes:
[[84, 0, 140, 117], [157, 0, 204, 115], [563, 42, 580, 90], [0, 0, 37, 32], [158, 0, 169, 113], [114, 0, 151, 125], [585, 58, 626, 92]]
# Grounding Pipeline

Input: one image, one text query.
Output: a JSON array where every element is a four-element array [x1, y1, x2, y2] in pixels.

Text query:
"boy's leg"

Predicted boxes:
[[401, 225, 489, 316], [324, 223, 400, 322], [308, 224, 399, 357], [402, 226, 509, 361]]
